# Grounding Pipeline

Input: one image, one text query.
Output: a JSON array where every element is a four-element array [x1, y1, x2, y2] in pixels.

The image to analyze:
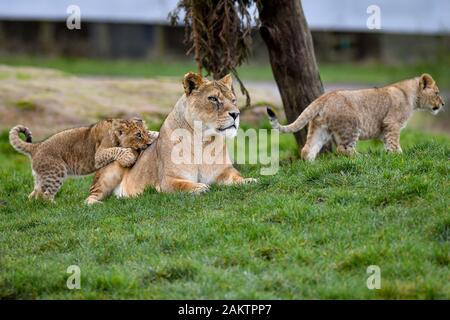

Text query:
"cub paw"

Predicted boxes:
[[336, 145, 358, 156], [190, 183, 210, 195], [118, 149, 138, 167], [386, 146, 402, 154]]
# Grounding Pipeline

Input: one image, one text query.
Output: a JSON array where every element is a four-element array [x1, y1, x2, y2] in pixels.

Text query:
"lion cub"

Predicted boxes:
[[268, 74, 445, 160], [9, 118, 158, 202]]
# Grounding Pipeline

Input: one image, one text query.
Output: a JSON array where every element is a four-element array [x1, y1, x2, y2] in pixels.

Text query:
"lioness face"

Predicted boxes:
[[183, 72, 240, 138], [113, 118, 155, 151], [418, 73, 445, 115]]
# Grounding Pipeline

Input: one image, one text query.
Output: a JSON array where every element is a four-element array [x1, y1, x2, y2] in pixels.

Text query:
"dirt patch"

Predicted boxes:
[[0, 65, 281, 139]]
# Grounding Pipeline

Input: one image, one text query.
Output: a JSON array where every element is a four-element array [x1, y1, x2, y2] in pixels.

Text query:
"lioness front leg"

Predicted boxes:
[[216, 167, 257, 185], [85, 162, 126, 205], [94, 147, 138, 169], [161, 176, 209, 194]]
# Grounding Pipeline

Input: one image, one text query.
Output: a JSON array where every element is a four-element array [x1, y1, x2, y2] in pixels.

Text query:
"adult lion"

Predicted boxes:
[[86, 72, 256, 204]]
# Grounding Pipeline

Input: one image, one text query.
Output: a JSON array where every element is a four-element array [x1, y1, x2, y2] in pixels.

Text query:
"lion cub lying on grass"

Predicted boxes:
[[9, 118, 158, 202], [268, 74, 445, 160]]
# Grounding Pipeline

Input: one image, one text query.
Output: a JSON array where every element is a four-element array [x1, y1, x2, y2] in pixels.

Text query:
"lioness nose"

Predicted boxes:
[[229, 112, 239, 120]]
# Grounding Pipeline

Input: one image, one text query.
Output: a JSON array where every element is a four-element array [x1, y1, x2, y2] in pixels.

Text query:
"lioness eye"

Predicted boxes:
[[231, 98, 237, 104], [208, 96, 219, 103]]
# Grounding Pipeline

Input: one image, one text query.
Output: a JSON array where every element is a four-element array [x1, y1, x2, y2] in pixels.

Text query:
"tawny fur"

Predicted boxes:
[[9, 119, 158, 202], [267, 74, 445, 160], [85, 72, 256, 204]]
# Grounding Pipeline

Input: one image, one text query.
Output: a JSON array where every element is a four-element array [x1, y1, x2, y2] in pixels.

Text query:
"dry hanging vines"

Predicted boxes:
[[169, 0, 259, 107]]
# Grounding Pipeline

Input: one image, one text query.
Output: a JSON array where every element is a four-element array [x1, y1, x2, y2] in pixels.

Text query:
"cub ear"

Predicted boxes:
[[219, 73, 233, 90], [420, 73, 435, 90], [131, 117, 145, 125], [183, 72, 204, 95], [112, 119, 126, 135]]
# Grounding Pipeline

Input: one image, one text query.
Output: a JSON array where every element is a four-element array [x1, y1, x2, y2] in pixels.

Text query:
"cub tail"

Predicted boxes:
[[9, 125, 36, 156], [266, 99, 323, 133]]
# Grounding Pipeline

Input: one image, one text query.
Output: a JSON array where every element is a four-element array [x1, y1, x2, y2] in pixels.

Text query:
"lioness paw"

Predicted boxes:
[[242, 178, 258, 184], [190, 183, 210, 195], [148, 130, 159, 142], [85, 196, 103, 205]]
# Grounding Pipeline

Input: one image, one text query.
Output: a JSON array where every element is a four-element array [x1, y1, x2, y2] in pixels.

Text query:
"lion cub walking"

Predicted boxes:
[[9, 118, 158, 202], [268, 74, 445, 160]]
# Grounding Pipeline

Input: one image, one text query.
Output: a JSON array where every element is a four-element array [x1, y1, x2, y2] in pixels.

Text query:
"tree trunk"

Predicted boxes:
[[258, 0, 324, 149]]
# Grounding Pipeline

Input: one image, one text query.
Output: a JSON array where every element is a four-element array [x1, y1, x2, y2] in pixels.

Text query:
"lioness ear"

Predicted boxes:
[[183, 72, 204, 95], [220, 74, 233, 90], [420, 73, 435, 90]]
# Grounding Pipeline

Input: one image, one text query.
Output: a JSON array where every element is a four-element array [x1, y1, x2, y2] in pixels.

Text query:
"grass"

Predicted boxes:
[[14, 100, 38, 111], [0, 127, 449, 299], [1, 55, 449, 89]]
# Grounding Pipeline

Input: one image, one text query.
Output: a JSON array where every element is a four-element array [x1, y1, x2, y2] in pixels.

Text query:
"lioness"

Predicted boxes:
[[267, 74, 445, 160], [9, 118, 156, 202], [85, 72, 256, 204]]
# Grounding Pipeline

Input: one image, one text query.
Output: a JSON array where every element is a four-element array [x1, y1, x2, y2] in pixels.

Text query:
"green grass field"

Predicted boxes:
[[0, 128, 449, 299], [1, 55, 450, 89]]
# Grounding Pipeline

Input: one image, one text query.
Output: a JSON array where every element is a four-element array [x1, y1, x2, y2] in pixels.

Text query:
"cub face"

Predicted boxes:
[[112, 118, 155, 151], [419, 73, 445, 115], [183, 72, 240, 138]]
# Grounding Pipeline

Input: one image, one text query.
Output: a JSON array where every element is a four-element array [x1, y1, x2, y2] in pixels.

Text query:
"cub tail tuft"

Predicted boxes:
[[266, 107, 276, 119], [9, 125, 36, 156], [266, 108, 284, 132]]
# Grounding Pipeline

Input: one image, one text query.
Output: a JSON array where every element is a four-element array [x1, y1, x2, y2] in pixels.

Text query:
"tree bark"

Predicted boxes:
[[258, 0, 324, 149]]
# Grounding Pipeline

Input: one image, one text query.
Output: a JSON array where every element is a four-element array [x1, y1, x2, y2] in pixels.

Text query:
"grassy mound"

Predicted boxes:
[[0, 129, 449, 299]]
